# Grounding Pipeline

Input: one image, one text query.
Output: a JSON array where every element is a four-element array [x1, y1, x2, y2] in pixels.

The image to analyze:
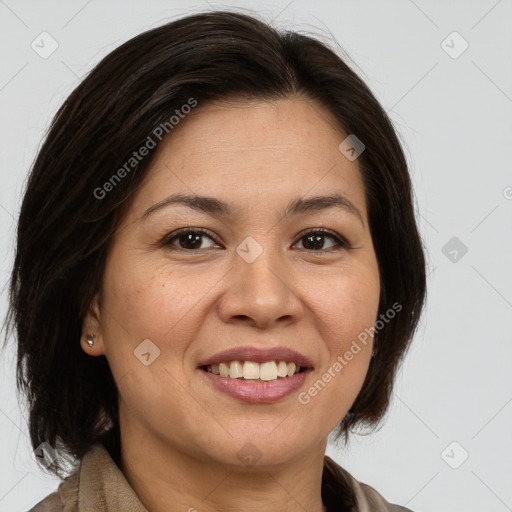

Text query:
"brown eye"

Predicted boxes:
[[294, 230, 347, 251], [163, 229, 220, 250]]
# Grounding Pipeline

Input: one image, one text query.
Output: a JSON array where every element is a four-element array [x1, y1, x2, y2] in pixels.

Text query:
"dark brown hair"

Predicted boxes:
[[3, 10, 426, 479]]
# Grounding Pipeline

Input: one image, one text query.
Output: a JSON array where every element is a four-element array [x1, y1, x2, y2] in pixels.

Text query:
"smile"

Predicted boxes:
[[203, 360, 305, 381]]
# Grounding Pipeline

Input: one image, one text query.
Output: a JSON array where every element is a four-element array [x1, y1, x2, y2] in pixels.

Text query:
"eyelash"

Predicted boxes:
[[160, 227, 349, 252]]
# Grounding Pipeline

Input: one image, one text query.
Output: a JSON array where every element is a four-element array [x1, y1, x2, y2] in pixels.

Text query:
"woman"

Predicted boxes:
[[6, 10, 426, 512]]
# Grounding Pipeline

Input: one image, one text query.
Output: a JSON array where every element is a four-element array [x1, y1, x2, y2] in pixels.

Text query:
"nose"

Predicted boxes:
[[216, 246, 305, 329]]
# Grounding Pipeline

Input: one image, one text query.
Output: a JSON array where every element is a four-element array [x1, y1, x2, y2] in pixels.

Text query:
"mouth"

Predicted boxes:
[[196, 347, 314, 403], [199, 360, 309, 382]]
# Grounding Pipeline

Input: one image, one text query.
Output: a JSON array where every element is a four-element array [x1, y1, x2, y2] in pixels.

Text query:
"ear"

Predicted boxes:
[[81, 292, 106, 356]]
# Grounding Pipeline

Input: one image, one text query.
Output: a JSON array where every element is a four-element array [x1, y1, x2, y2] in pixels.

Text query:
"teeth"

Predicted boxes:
[[243, 361, 260, 380], [260, 361, 277, 381], [219, 362, 229, 377], [205, 360, 303, 381], [277, 361, 288, 377], [230, 361, 243, 379]]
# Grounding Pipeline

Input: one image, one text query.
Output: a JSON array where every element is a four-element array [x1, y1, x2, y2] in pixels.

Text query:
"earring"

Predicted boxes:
[[85, 334, 95, 347]]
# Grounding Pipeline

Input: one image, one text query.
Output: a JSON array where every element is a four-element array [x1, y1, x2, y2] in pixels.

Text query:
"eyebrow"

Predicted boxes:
[[141, 192, 364, 226]]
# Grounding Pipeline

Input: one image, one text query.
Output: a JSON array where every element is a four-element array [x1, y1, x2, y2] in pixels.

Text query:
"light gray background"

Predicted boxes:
[[1, 1, 511, 511]]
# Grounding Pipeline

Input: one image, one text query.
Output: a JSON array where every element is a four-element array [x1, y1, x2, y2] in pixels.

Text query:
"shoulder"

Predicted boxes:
[[323, 455, 414, 512], [27, 469, 80, 512], [356, 481, 414, 512]]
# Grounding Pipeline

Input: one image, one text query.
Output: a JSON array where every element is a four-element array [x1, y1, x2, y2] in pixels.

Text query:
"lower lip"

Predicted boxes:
[[198, 368, 312, 403]]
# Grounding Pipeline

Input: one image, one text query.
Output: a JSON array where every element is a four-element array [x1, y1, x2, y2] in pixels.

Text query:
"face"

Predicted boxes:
[[83, 96, 380, 469]]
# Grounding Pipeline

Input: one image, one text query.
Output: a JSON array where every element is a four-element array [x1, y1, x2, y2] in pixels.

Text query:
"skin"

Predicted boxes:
[[82, 95, 381, 512]]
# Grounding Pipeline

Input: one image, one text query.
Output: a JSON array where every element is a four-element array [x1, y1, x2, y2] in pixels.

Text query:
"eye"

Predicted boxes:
[[162, 228, 222, 250], [160, 228, 348, 252], [294, 229, 348, 251]]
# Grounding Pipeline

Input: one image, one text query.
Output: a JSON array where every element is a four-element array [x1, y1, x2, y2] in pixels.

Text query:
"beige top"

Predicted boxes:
[[28, 443, 413, 512]]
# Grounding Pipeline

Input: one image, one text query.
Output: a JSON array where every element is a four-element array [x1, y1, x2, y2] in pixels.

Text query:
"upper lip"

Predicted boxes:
[[197, 346, 314, 369]]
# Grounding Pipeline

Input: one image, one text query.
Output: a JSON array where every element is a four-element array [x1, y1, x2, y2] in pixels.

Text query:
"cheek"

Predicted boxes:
[[104, 255, 195, 334], [99, 258, 212, 422], [100, 254, 226, 374], [302, 261, 379, 385], [305, 265, 380, 346], [295, 270, 379, 427]]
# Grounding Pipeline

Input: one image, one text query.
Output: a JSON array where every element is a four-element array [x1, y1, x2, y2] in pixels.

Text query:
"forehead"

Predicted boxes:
[[161, 95, 349, 161], [127, 96, 367, 222]]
